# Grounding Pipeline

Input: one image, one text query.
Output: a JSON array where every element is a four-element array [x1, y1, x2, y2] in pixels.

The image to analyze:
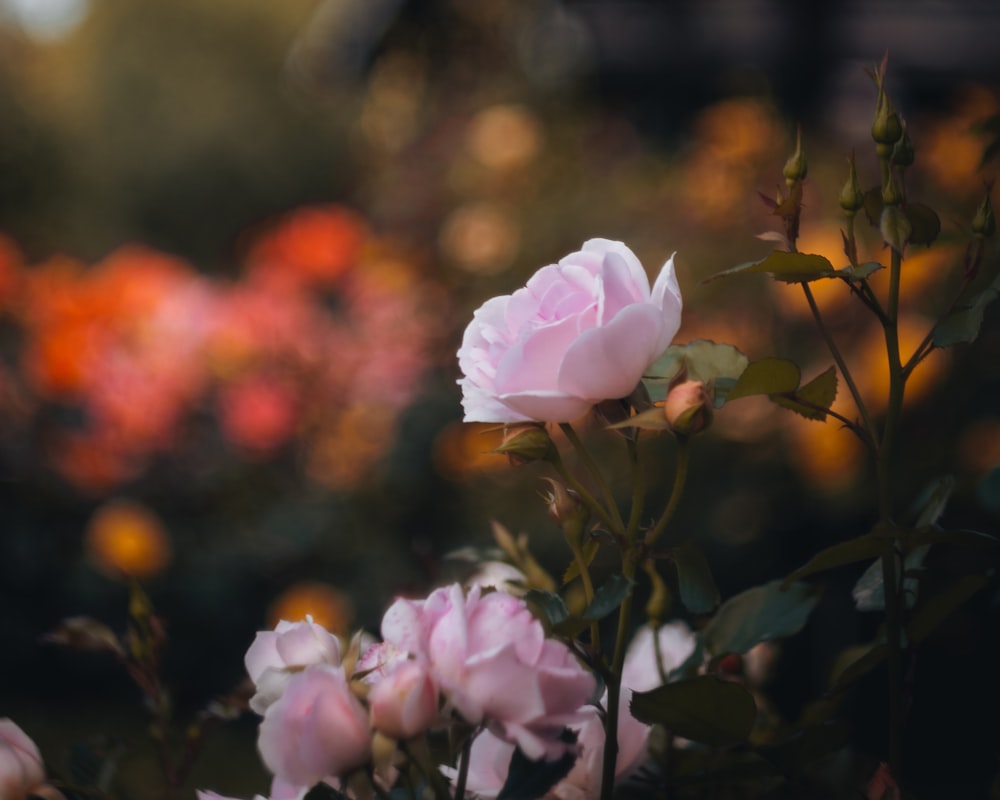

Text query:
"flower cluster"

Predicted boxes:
[[0, 206, 446, 493], [201, 580, 697, 800]]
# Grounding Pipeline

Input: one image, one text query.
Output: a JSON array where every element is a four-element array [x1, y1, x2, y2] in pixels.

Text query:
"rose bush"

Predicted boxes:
[[457, 239, 682, 423]]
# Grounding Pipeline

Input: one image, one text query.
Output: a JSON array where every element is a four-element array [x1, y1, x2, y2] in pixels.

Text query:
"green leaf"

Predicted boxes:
[[862, 187, 883, 227], [673, 541, 721, 614], [703, 580, 821, 657], [906, 202, 941, 246], [933, 273, 1000, 347], [630, 676, 756, 746], [836, 261, 884, 281], [582, 574, 635, 621], [524, 589, 570, 627], [901, 527, 999, 550], [706, 251, 837, 284], [772, 365, 838, 421], [852, 546, 930, 612], [829, 641, 888, 692], [606, 406, 671, 431], [498, 739, 577, 800], [726, 358, 801, 402], [783, 534, 890, 587], [908, 573, 991, 644], [643, 340, 749, 403], [880, 205, 912, 253]]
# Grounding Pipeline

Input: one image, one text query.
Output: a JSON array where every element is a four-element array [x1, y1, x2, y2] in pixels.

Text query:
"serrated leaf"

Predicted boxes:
[[706, 251, 836, 284], [933, 273, 1000, 347], [498, 739, 577, 800], [643, 340, 749, 404], [582, 574, 635, 621], [703, 580, 821, 657], [906, 202, 941, 246], [772, 365, 838, 420], [673, 541, 721, 614], [836, 261, 884, 281], [783, 533, 890, 587], [630, 676, 756, 746], [726, 358, 801, 402]]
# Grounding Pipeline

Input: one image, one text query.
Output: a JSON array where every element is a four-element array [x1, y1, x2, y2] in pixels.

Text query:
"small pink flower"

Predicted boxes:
[[0, 719, 45, 800], [380, 584, 595, 759], [369, 660, 439, 739], [457, 239, 682, 423], [245, 617, 342, 714], [257, 664, 372, 787]]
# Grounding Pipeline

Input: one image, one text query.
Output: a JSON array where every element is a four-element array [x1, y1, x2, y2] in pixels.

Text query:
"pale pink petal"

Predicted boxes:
[[493, 315, 582, 395], [496, 391, 594, 423]]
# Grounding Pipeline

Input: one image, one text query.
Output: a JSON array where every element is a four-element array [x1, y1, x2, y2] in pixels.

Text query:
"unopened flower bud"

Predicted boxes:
[[839, 154, 864, 214], [782, 127, 808, 185], [543, 479, 588, 549], [493, 425, 554, 465], [880, 205, 911, 254], [890, 124, 914, 168], [972, 186, 996, 237], [881, 171, 903, 207], [872, 84, 903, 148], [663, 380, 713, 437]]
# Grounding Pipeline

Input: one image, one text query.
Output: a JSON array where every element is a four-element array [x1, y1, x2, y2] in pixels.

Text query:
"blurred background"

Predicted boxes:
[[0, 0, 999, 797]]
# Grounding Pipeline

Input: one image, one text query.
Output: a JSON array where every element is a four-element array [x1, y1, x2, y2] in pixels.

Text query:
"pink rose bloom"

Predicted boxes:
[[257, 664, 372, 787], [0, 719, 45, 800], [620, 621, 697, 693], [379, 584, 595, 759], [197, 777, 307, 800], [369, 659, 439, 739], [457, 239, 682, 423], [245, 617, 342, 714]]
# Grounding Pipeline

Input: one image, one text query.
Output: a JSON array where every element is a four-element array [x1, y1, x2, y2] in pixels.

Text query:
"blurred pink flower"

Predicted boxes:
[[217, 373, 300, 454], [378, 583, 595, 759], [197, 776, 307, 800], [457, 239, 681, 423], [245, 617, 343, 714], [0, 719, 45, 800], [369, 659, 439, 739], [257, 664, 371, 787], [620, 621, 698, 693]]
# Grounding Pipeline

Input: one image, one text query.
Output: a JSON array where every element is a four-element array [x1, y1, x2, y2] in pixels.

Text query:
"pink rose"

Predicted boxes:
[[244, 617, 342, 713], [369, 660, 439, 739], [379, 584, 596, 759], [457, 239, 682, 423], [257, 664, 372, 787], [0, 719, 45, 800], [197, 777, 306, 800]]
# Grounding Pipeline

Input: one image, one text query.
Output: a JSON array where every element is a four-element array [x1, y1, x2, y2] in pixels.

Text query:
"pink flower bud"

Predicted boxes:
[[369, 660, 439, 739], [663, 380, 713, 436], [0, 719, 45, 800]]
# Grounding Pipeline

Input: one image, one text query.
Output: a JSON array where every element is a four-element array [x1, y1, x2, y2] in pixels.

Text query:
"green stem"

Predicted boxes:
[[878, 245, 906, 782], [645, 437, 690, 548], [571, 545, 602, 655], [552, 455, 619, 535], [599, 581, 635, 800], [625, 437, 644, 546], [560, 423, 626, 532], [801, 282, 879, 453]]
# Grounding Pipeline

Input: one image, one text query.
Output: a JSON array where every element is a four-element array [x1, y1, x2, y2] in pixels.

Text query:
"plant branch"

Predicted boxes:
[[560, 423, 626, 533]]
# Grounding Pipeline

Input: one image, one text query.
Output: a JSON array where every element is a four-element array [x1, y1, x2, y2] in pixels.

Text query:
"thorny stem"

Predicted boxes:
[[800, 282, 879, 452], [560, 423, 626, 533]]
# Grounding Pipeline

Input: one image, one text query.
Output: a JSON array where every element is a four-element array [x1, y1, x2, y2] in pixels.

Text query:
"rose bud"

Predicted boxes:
[[663, 380, 713, 436]]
